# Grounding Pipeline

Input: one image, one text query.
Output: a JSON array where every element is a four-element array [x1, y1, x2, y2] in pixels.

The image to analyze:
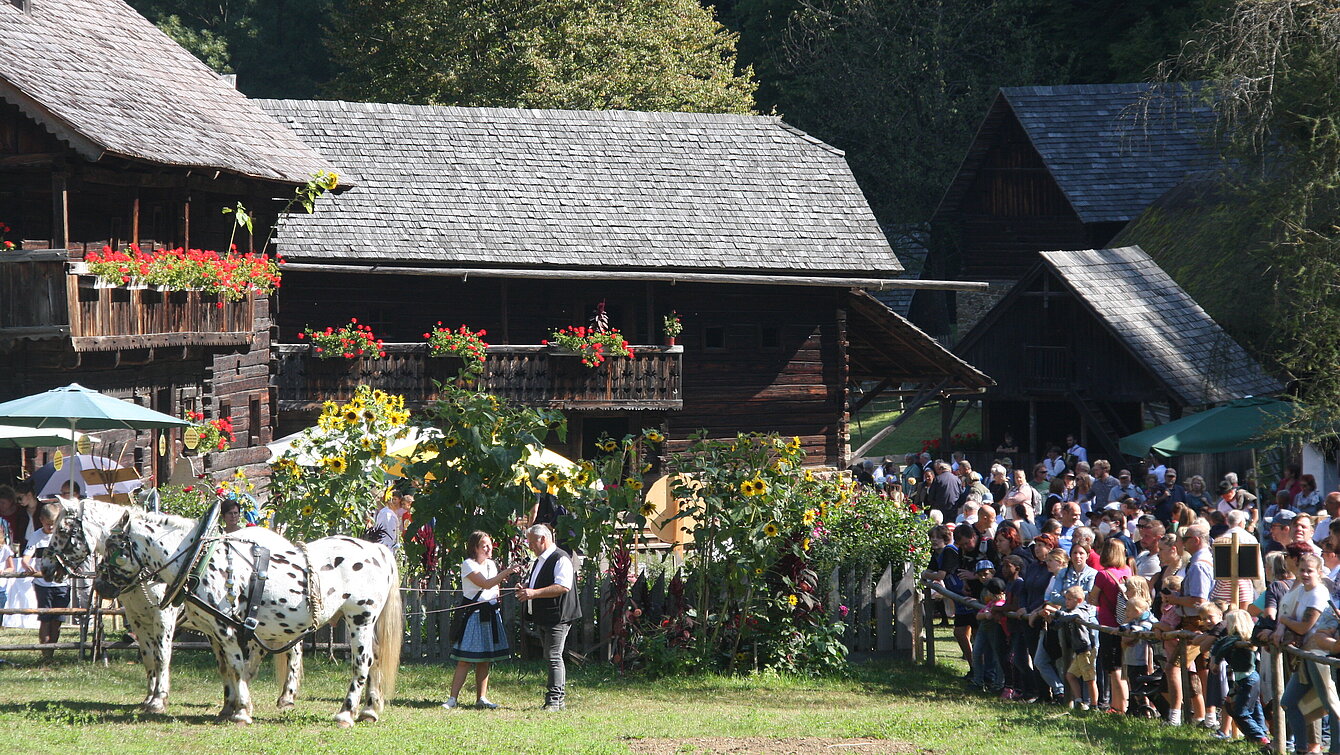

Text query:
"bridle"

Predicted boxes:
[[99, 509, 221, 608], [47, 514, 99, 580]]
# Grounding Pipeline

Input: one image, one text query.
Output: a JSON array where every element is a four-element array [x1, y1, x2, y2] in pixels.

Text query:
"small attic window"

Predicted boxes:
[[8, 0, 29, 11]]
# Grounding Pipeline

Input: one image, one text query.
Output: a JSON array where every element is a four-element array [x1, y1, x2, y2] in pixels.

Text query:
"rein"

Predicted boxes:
[[47, 517, 99, 579]]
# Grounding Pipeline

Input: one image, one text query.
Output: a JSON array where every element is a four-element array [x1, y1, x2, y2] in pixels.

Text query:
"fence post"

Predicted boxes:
[[857, 565, 873, 652], [1272, 648, 1286, 755], [892, 564, 916, 655], [875, 564, 894, 654], [923, 586, 936, 667], [1178, 638, 1193, 726]]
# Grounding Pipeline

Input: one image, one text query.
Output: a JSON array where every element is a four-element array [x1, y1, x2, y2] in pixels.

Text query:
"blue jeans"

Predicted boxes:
[[1283, 668, 1340, 752], [1227, 671, 1268, 740], [1010, 621, 1037, 695], [971, 622, 1003, 689], [1034, 630, 1065, 698]]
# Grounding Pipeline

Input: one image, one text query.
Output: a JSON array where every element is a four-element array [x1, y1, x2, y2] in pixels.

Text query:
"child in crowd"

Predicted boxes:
[[24, 503, 68, 663], [1120, 595, 1158, 717], [971, 575, 1006, 693], [1060, 585, 1099, 711], [0, 524, 12, 610], [1210, 609, 1270, 748]]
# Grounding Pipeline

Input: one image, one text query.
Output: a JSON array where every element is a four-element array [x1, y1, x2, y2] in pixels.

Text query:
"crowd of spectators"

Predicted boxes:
[[904, 440, 1340, 752]]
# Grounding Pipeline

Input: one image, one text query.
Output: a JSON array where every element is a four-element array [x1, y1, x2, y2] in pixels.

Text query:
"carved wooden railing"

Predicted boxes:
[[0, 256, 257, 351], [275, 343, 683, 411]]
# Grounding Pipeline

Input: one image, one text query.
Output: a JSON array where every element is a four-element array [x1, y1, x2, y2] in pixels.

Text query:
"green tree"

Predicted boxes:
[[1154, 0, 1340, 440], [773, 0, 1057, 224], [324, 0, 756, 113]]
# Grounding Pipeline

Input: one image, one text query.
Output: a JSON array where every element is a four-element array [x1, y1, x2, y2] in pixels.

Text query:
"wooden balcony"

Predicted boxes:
[[0, 254, 258, 351], [275, 343, 683, 411]]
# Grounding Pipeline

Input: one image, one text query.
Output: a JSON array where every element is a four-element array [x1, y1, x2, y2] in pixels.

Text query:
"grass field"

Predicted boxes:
[[848, 399, 982, 460], [0, 627, 1255, 755]]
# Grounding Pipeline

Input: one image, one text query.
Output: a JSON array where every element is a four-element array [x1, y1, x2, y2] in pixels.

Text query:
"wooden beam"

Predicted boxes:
[[851, 378, 951, 459], [281, 262, 990, 292], [849, 377, 894, 415], [50, 171, 68, 250]]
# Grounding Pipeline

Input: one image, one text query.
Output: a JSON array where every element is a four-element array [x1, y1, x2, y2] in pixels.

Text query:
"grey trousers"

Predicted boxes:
[[539, 622, 571, 706]]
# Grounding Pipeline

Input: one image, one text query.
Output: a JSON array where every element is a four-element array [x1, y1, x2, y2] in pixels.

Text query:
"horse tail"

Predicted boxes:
[[371, 556, 403, 706], [274, 644, 303, 694]]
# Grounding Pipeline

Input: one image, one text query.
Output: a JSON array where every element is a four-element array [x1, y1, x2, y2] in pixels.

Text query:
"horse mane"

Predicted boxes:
[[139, 510, 198, 530]]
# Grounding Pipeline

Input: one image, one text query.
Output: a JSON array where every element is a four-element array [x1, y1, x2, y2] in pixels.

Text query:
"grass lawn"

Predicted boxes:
[[849, 399, 982, 460], [0, 628, 1254, 754]]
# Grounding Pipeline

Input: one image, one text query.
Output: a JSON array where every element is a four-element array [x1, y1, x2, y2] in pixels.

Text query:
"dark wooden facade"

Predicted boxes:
[[0, 100, 291, 483], [273, 272, 852, 466]]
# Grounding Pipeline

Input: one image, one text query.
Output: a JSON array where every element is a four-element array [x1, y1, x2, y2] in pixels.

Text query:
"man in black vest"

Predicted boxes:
[[515, 523, 581, 711]]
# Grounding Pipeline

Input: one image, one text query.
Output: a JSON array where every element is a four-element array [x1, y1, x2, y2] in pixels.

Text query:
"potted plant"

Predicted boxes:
[[1, 221, 16, 251], [425, 323, 489, 373], [663, 312, 682, 346], [182, 410, 236, 455], [543, 325, 634, 368], [297, 319, 386, 360]]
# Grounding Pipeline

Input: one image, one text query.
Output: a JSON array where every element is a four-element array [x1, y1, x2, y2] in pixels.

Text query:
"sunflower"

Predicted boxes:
[[804, 470, 815, 482], [572, 470, 592, 486], [443, 436, 459, 448], [801, 509, 817, 525], [321, 400, 338, 417], [763, 522, 779, 537], [372, 389, 388, 404], [639, 500, 657, 517], [802, 538, 811, 552], [644, 429, 665, 444], [362, 409, 376, 423], [749, 478, 769, 496], [597, 439, 618, 453], [754, 568, 764, 576], [640, 462, 652, 473], [358, 436, 374, 451], [342, 409, 359, 424], [740, 480, 757, 496], [327, 456, 348, 474], [300, 505, 315, 517], [786, 594, 798, 607], [624, 478, 644, 491], [786, 436, 802, 450], [376, 439, 388, 455]]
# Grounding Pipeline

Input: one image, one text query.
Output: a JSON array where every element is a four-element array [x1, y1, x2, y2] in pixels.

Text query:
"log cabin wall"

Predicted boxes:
[[277, 272, 847, 467]]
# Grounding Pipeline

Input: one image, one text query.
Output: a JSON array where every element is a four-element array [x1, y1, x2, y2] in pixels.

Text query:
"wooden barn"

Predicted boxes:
[[925, 83, 1220, 336], [953, 246, 1281, 465], [0, 0, 336, 482], [260, 100, 992, 468]]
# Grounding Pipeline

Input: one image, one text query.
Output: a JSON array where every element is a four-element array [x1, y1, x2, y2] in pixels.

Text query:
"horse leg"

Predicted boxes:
[[338, 619, 376, 727], [121, 592, 174, 714], [276, 644, 303, 710], [207, 635, 239, 720], [220, 637, 256, 724]]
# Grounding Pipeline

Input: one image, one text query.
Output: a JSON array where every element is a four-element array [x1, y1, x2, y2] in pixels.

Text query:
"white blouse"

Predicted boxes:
[[462, 558, 500, 603]]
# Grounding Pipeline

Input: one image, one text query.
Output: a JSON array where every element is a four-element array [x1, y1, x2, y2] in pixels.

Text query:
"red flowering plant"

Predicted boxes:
[[1, 221, 14, 251], [183, 410, 236, 453], [544, 325, 634, 368], [297, 318, 386, 359], [425, 323, 489, 373], [84, 244, 282, 302], [918, 432, 982, 454]]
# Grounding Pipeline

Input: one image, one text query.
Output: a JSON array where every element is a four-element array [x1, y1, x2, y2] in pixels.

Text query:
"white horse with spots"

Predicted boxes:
[[41, 500, 305, 717], [96, 508, 402, 726]]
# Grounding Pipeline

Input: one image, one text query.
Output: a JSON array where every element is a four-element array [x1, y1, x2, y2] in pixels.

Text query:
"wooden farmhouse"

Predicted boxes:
[[259, 100, 992, 468], [925, 83, 1221, 337], [953, 246, 1281, 464], [0, 0, 337, 482]]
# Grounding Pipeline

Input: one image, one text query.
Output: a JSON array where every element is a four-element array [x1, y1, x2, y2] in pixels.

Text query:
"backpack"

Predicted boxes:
[[1066, 618, 1092, 654]]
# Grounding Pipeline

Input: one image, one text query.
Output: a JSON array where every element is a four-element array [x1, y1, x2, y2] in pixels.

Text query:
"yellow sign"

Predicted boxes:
[[53, 449, 63, 471], [76, 436, 92, 455], [183, 426, 201, 451], [158, 434, 167, 457]]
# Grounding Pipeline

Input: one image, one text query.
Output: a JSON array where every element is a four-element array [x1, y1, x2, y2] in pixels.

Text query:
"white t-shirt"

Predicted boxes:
[[373, 506, 401, 550], [1280, 584, 1330, 625], [461, 558, 500, 603], [27, 530, 64, 587]]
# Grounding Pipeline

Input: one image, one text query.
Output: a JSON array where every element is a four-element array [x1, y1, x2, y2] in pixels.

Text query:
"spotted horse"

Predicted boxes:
[[96, 505, 403, 727], [41, 499, 306, 718]]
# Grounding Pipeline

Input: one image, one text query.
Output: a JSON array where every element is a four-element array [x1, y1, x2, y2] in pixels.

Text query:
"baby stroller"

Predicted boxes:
[[1128, 668, 1167, 719]]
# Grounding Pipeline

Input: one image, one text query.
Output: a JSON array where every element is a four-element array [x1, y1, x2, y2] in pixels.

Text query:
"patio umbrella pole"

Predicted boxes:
[[71, 418, 81, 517]]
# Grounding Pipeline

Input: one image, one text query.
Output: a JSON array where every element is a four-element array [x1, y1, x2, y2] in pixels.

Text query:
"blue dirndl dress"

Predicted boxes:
[[450, 560, 511, 663]]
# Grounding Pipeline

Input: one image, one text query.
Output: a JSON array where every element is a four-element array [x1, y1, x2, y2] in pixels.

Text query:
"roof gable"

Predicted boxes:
[[937, 83, 1221, 225], [1038, 246, 1281, 405], [260, 99, 901, 275], [0, 0, 334, 183]]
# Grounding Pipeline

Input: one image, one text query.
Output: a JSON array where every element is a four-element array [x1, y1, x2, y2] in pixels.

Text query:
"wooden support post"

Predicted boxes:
[[131, 191, 141, 246], [1272, 648, 1286, 754], [1028, 400, 1038, 463], [923, 586, 936, 667], [51, 172, 68, 250], [939, 399, 952, 461], [892, 564, 916, 655], [874, 564, 893, 653]]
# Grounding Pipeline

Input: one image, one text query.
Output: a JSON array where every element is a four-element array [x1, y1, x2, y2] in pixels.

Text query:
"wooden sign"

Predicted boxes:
[[76, 436, 92, 455], [53, 449, 63, 471], [1214, 534, 1261, 580], [183, 426, 201, 450], [158, 434, 167, 457]]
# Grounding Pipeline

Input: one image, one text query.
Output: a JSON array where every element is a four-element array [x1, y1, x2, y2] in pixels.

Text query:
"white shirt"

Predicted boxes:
[[461, 558, 500, 603], [527, 545, 574, 590], [373, 506, 401, 550], [1044, 457, 1066, 479], [27, 530, 64, 587], [1066, 444, 1088, 464], [1149, 464, 1167, 484]]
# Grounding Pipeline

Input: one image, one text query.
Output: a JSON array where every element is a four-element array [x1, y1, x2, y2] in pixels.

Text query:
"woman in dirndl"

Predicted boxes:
[[443, 531, 520, 709]]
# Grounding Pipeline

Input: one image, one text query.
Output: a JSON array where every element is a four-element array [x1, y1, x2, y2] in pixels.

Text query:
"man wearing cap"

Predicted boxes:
[[1110, 470, 1143, 506], [1152, 468, 1188, 524], [1262, 510, 1296, 556]]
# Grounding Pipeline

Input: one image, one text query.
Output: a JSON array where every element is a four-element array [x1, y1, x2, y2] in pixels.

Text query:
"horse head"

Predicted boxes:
[[41, 502, 94, 583], [94, 510, 145, 599]]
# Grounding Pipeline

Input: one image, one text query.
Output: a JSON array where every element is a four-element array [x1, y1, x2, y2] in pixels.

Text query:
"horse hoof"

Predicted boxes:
[[334, 711, 355, 729], [140, 701, 166, 715], [357, 708, 379, 723], [230, 712, 254, 726], [276, 700, 295, 712]]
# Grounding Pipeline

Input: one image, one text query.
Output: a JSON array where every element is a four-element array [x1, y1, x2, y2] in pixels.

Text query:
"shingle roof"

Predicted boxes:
[[1040, 246, 1281, 405], [939, 83, 1221, 225], [0, 0, 334, 183], [259, 99, 900, 274]]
